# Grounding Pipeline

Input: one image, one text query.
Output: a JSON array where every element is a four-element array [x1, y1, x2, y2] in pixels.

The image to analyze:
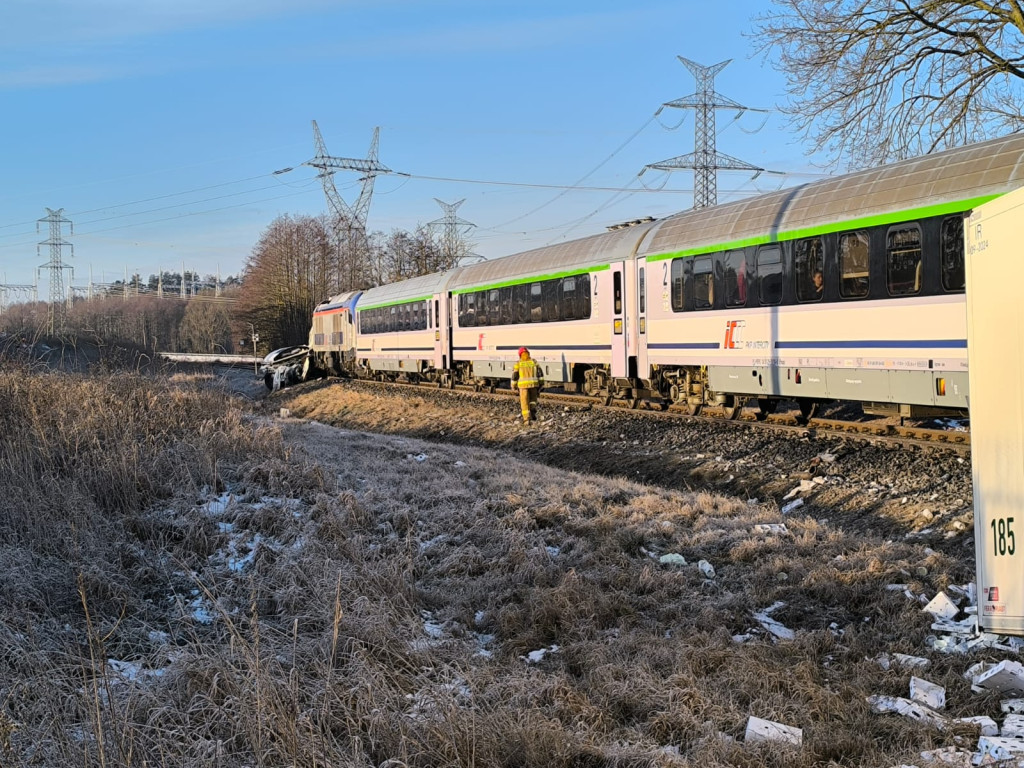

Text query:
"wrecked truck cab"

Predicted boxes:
[[259, 345, 312, 391]]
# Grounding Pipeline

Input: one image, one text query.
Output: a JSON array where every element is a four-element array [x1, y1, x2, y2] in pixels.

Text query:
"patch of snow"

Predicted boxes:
[[524, 645, 560, 664]]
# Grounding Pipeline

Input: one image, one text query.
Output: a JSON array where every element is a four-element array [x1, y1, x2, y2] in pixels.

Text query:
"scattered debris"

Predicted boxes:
[[909, 677, 945, 710], [753, 601, 795, 641], [744, 716, 802, 747], [973, 660, 1024, 696], [976, 736, 1024, 764], [658, 553, 687, 566], [866, 695, 947, 729], [752, 523, 788, 535], [923, 591, 959, 621], [781, 498, 804, 514], [523, 645, 560, 664], [698, 559, 716, 578]]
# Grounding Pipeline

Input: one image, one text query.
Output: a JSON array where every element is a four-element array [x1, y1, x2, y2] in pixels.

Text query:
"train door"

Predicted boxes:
[[636, 258, 649, 377], [432, 293, 446, 369], [610, 262, 628, 378]]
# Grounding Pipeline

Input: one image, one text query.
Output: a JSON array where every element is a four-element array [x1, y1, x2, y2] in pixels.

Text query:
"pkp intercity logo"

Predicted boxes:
[[724, 320, 745, 350]]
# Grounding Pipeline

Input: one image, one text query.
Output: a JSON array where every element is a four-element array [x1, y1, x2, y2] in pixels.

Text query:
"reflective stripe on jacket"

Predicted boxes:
[[513, 358, 540, 388]]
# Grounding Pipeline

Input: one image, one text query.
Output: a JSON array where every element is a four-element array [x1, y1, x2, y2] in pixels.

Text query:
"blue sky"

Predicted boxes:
[[0, 0, 827, 294]]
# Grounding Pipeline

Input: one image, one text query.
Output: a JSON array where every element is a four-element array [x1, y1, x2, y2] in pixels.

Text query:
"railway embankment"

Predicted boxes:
[[277, 377, 976, 557]]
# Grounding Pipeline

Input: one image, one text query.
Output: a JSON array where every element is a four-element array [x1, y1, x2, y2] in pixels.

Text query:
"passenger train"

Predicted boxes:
[[303, 133, 1024, 421]]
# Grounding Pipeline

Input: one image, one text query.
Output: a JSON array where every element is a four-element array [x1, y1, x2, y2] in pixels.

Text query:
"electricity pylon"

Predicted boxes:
[[642, 57, 763, 209], [428, 198, 476, 266], [304, 120, 391, 235], [36, 208, 74, 334]]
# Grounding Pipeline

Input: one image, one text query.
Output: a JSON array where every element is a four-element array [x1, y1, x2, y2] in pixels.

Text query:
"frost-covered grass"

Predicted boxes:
[[0, 369, 989, 767]]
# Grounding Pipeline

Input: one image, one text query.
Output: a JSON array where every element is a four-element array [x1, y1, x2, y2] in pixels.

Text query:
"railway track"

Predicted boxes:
[[328, 376, 972, 456]]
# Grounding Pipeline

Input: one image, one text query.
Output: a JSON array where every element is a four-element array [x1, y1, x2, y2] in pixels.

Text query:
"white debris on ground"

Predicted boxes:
[[523, 645, 560, 664], [744, 716, 802, 747], [752, 601, 795, 641], [870, 585, 1024, 767]]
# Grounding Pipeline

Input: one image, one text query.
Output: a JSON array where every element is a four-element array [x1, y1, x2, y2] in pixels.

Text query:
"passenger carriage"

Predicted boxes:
[[634, 133, 1024, 419], [353, 270, 462, 384], [445, 223, 656, 396]]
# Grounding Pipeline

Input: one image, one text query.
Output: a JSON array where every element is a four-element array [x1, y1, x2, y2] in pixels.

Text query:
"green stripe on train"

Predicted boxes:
[[644, 195, 1000, 263], [357, 295, 433, 311], [452, 264, 610, 295]]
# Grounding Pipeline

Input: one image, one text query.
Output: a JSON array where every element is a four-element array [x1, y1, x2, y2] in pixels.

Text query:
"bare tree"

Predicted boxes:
[[753, 1, 1024, 168]]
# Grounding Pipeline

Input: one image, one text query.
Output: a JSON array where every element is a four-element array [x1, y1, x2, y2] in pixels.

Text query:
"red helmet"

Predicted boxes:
[[518, 347, 528, 356]]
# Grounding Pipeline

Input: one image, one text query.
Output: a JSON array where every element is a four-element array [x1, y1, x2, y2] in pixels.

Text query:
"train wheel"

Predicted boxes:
[[627, 397, 640, 410], [755, 398, 776, 421], [682, 402, 702, 416], [720, 397, 741, 420], [797, 399, 819, 425]]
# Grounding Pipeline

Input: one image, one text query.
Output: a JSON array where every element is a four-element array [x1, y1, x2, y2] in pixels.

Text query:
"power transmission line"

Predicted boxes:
[[36, 208, 74, 335], [641, 56, 766, 209]]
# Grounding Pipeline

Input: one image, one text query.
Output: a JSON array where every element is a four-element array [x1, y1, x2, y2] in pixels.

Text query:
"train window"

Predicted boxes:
[[756, 246, 783, 305], [487, 290, 501, 326], [463, 293, 477, 327], [542, 280, 560, 322], [639, 268, 646, 313], [886, 225, 922, 296], [499, 287, 512, 325], [794, 237, 824, 302], [941, 216, 966, 292], [839, 231, 870, 298], [579, 274, 591, 319], [512, 284, 528, 323], [481, 291, 493, 326], [434, 299, 439, 329], [670, 258, 686, 312], [613, 271, 623, 314], [693, 256, 714, 309], [562, 276, 577, 321], [722, 250, 747, 307], [529, 284, 543, 322]]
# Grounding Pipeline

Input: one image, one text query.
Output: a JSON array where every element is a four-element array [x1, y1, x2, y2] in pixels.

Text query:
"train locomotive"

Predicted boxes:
[[299, 133, 1024, 421]]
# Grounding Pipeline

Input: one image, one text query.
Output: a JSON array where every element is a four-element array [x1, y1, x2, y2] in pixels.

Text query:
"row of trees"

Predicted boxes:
[[0, 213, 469, 356], [234, 213, 466, 350]]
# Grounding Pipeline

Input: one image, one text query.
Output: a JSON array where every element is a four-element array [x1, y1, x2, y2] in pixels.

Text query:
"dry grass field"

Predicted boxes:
[[0, 367, 999, 767]]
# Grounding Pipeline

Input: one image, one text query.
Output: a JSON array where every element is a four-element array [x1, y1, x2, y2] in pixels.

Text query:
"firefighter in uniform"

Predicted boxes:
[[511, 346, 544, 423]]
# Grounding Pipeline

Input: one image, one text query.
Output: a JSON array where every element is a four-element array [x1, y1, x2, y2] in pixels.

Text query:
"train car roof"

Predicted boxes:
[[639, 132, 1024, 259], [447, 220, 657, 293], [355, 268, 463, 309]]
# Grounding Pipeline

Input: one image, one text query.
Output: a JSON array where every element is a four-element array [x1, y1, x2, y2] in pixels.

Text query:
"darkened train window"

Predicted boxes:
[[693, 256, 714, 309], [463, 293, 477, 327], [579, 274, 591, 318], [722, 250, 747, 307], [488, 289, 501, 325], [529, 284, 543, 322], [512, 284, 528, 323], [562, 276, 577, 321], [542, 280, 560, 322], [756, 246, 782, 305], [886, 225, 922, 296], [499, 287, 512, 325], [794, 237, 824, 302], [839, 231, 870, 298], [941, 216, 966, 291], [638, 268, 646, 313], [613, 271, 623, 314], [670, 258, 686, 312]]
